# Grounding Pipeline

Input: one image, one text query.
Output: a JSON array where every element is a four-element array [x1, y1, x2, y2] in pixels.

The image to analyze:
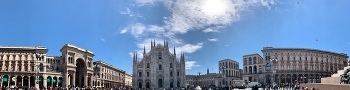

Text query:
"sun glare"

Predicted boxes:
[[201, 0, 228, 16]]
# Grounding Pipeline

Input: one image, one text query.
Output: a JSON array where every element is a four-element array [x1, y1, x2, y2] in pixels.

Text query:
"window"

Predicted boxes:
[[159, 64, 162, 70], [253, 57, 257, 64], [18, 65, 22, 71], [158, 52, 162, 59], [25, 66, 28, 71], [170, 63, 173, 68], [299, 57, 301, 61], [0, 56, 2, 60], [305, 57, 307, 61], [311, 58, 313, 61], [293, 57, 295, 61], [147, 72, 149, 77], [281, 57, 284, 61], [316, 58, 318, 62], [281, 65, 284, 70], [5, 66, 8, 71], [275, 66, 278, 70], [31, 66, 34, 71], [299, 65, 302, 70], [25, 56, 28, 60], [305, 66, 308, 71], [147, 63, 150, 68], [244, 58, 247, 65], [249, 57, 252, 65], [177, 71, 179, 76], [139, 72, 142, 77], [287, 57, 290, 60], [287, 65, 290, 70], [170, 71, 173, 77], [293, 65, 296, 70]]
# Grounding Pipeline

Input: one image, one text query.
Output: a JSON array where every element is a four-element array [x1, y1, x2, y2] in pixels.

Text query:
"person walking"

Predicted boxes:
[[293, 80, 300, 90]]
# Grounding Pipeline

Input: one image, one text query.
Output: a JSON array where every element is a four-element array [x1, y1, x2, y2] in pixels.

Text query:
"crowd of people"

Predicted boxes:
[[260, 80, 316, 90], [0, 85, 129, 90]]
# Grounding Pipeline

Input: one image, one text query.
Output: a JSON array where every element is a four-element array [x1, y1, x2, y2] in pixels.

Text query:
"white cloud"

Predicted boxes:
[[124, 0, 276, 59], [129, 52, 133, 59], [134, 0, 156, 6], [120, 8, 143, 17], [120, 28, 127, 34], [208, 38, 218, 42], [101, 38, 106, 42], [203, 28, 219, 33], [175, 42, 204, 55], [185, 61, 200, 69]]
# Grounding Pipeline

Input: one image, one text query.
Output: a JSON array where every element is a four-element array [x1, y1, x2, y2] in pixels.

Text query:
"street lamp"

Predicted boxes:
[[219, 64, 226, 88], [270, 59, 278, 84], [33, 53, 43, 89]]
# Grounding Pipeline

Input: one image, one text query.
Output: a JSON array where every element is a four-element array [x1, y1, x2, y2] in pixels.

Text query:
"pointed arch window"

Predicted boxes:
[[158, 52, 162, 59], [170, 63, 173, 68], [147, 63, 150, 68], [159, 64, 162, 70]]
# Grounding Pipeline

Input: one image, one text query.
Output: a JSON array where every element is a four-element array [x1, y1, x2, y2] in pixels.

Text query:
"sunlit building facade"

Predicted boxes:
[[218, 59, 241, 86], [261, 47, 349, 84], [93, 61, 125, 88], [242, 53, 264, 83], [0, 44, 128, 89], [132, 40, 186, 89]]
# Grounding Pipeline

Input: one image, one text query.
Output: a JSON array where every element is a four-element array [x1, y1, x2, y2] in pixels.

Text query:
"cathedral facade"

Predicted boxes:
[[132, 40, 186, 89]]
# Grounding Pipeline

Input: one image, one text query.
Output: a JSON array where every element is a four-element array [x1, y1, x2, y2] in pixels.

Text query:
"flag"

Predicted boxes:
[[37, 66, 40, 73]]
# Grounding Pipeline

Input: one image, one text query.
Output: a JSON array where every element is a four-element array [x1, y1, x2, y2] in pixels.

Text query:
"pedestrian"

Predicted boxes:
[[293, 80, 300, 90]]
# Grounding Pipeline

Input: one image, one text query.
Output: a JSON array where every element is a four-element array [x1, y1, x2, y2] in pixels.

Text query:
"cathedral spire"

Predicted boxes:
[[151, 39, 153, 48], [143, 44, 146, 55], [174, 45, 176, 54], [207, 68, 209, 74], [135, 51, 138, 60], [154, 39, 156, 47]]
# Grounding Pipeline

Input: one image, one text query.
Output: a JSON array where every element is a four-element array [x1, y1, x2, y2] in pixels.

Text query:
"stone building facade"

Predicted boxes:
[[186, 69, 218, 87], [132, 40, 186, 89], [0, 44, 129, 89], [243, 47, 349, 84], [242, 53, 264, 83], [218, 59, 241, 86], [125, 73, 132, 88], [93, 61, 125, 88]]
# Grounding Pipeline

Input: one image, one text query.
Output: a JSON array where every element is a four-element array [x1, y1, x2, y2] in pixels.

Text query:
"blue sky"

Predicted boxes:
[[0, 0, 350, 75]]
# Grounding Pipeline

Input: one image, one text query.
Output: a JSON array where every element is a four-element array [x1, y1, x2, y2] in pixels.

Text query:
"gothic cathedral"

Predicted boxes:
[[132, 40, 186, 89]]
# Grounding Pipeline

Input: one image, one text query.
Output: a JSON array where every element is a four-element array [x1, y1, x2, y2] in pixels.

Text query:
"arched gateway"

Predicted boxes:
[[61, 44, 94, 88]]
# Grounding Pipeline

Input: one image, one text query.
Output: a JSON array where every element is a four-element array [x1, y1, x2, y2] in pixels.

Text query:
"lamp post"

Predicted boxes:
[[34, 53, 43, 89], [219, 64, 226, 88], [270, 59, 278, 84]]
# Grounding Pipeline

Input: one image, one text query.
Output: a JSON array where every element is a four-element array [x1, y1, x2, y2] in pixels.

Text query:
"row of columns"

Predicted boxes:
[[0, 75, 63, 88], [63, 71, 93, 87]]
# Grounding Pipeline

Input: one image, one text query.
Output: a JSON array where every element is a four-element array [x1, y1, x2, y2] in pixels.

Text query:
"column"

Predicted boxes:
[[90, 75, 93, 87], [43, 77, 47, 87], [22, 76, 24, 87], [35, 76, 39, 89], [84, 75, 88, 87], [0, 76, 2, 87], [63, 71, 68, 88], [72, 72, 75, 86], [28, 77, 30, 87]]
